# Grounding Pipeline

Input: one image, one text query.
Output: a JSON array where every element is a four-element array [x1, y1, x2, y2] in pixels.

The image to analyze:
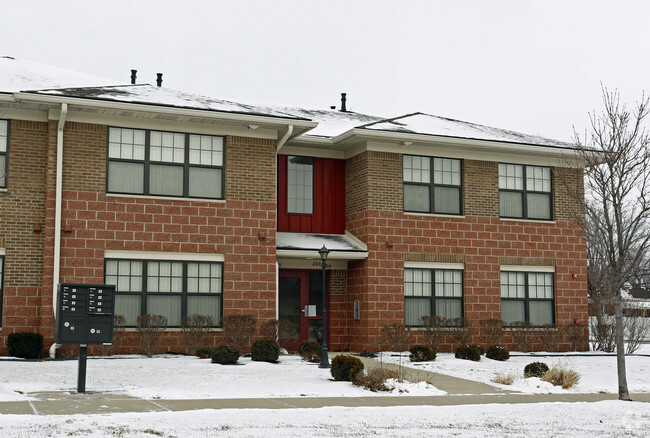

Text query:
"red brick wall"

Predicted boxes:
[[339, 150, 589, 352], [0, 120, 49, 354], [35, 123, 279, 354]]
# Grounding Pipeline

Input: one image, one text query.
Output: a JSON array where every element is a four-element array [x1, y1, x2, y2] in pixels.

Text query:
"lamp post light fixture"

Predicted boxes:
[[318, 244, 330, 368]]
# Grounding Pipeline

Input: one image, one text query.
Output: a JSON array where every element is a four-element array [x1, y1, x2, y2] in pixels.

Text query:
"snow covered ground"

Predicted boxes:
[[0, 348, 649, 437]]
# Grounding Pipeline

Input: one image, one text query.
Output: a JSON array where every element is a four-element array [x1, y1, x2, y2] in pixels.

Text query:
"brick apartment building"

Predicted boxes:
[[0, 57, 589, 355]]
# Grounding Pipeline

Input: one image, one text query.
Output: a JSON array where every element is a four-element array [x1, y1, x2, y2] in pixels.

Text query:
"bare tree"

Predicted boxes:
[[571, 86, 650, 400]]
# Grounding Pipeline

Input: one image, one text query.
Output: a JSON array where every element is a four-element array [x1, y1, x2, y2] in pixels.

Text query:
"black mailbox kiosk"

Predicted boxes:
[[55, 283, 115, 393]]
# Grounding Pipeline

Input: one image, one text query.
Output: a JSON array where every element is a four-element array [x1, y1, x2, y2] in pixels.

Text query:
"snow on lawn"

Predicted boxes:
[[380, 345, 650, 394], [1, 401, 649, 437], [0, 346, 649, 402]]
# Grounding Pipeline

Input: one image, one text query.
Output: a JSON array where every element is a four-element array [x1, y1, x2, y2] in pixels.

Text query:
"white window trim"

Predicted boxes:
[[500, 265, 554, 273], [104, 250, 224, 262], [404, 261, 464, 270], [0, 248, 5, 256]]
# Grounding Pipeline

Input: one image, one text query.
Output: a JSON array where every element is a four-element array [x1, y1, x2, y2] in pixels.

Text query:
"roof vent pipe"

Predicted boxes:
[[130, 69, 137, 84], [156, 73, 163, 87], [340, 93, 347, 112]]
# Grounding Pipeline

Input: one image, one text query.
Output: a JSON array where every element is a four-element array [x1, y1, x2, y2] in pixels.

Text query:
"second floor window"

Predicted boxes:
[[499, 163, 551, 220], [287, 156, 313, 214], [107, 127, 224, 199], [403, 155, 461, 215], [0, 120, 8, 188]]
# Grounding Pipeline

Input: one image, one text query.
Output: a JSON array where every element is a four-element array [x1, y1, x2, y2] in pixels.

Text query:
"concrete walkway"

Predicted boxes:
[[1, 355, 648, 415]]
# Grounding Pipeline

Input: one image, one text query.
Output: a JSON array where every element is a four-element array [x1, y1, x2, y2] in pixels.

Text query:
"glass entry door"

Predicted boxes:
[[278, 270, 325, 350]]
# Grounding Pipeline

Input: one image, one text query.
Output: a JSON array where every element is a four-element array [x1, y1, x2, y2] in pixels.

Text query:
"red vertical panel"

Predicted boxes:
[[277, 155, 346, 234]]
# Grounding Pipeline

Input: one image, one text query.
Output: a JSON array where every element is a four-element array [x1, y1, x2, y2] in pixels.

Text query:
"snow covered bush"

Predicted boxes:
[[331, 354, 364, 381], [7, 332, 43, 359], [251, 338, 280, 363], [353, 367, 399, 391], [485, 345, 509, 361], [298, 340, 321, 363], [211, 345, 240, 365], [455, 343, 483, 361], [409, 344, 435, 362], [524, 361, 549, 378]]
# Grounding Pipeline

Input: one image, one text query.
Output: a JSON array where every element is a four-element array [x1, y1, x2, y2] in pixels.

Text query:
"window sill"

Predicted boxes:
[[500, 218, 556, 225], [404, 212, 465, 220], [0, 188, 7, 193], [106, 193, 226, 204], [407, 326, 466, 331], [123, 327, 224, 332]]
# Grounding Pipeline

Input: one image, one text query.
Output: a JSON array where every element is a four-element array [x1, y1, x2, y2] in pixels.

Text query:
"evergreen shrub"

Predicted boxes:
[[7, 332, 43, 359], [251, 338, 280, 363], [409, 344, 436, 362], [524, 361, 550, 378], [330, 355, 364, 381], [298, 340, 321, 363], [211, 345, 240, 365], [454, 343, 483, 361], [486, 345, 510, 361]]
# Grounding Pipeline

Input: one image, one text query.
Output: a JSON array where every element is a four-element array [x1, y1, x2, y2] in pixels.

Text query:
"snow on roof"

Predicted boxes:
[[359, 112, 572, 148], [1, 57, 570, 147], [0, 56, 120, 92], [276, 232, 366, 252]]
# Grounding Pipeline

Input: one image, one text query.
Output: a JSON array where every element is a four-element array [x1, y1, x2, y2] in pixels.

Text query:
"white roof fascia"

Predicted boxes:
[[276, 249, 369, 260], [278, 145, 345, 159], [13, 92, 318, 132]]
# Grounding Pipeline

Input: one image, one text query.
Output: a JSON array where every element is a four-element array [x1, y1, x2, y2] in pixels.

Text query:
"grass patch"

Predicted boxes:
[[541, 364, 580, 389]]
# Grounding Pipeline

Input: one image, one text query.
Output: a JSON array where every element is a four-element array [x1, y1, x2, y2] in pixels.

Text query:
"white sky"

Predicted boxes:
[[2, 0, 649, 142]]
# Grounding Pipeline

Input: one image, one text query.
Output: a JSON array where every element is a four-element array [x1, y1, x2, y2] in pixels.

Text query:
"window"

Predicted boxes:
[[107, 127, 224, 199], [404, 267, 463, 326], [499, 163, 551, 220], [0, 120, 8, 188], [287, 156, 313, 214], [105, 258, 223, 327], [403, 155, 461, 215], [0, 254, 4, 324], [501, 270, 554, 326]]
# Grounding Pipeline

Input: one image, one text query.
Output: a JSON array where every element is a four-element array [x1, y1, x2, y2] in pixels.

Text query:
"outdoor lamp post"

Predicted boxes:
[[318, 245, 330, 368]]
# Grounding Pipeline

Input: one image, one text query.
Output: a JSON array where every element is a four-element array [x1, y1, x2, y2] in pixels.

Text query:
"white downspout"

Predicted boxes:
[[50, 103, 67, 358]]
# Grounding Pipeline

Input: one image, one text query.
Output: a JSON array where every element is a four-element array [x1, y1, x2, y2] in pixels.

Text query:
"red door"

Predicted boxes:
[[278, 270, 326, 351]]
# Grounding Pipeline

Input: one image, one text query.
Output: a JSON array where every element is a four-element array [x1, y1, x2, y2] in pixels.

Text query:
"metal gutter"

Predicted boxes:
[[276, 249, 368, 260], [13, 92, 318, 132]]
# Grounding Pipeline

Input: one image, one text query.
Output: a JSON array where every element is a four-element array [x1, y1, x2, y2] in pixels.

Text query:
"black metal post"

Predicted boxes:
[[319, 245, 330, 368], [77, 344, 88, 393]]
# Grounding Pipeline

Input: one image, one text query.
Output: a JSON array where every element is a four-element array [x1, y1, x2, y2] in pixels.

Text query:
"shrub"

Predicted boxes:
[[510, 321, 533, 352], [182, 314, 215, 355], [479, 319, 504, 346], [493, 372, 516, 385], [258, 319, 299, 350], [409, 345, 436, 362], [298, 340, 321, 363], [449, 318, 473, 347], [7, 332, 43, 359], [486, 345, 510, 361], [420, 315, 445, 352], [381, 324, 410, 352], [136, 314, 168, 357], [211, 345, 240, 365], [541, 364, 581, 389], [195, 347, 214, 359], [537, 324, 560, 352], [353, 367, 400, 391], [331, 355, 364, 381], [251, 338, 280, 363], [524, 361, 550, 378], [454, 343, 482, 361], [222, 314, 257, 354]]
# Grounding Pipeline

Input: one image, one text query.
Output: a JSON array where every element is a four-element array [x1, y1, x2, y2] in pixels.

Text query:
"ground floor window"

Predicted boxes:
[[501, 270, 554, 326], [105, 258, 223, 327], [404, 267, 463, 326]]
